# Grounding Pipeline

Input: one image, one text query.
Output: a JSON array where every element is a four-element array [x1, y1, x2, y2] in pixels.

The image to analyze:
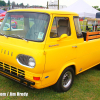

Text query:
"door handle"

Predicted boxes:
[[72, 46, 77, 48]]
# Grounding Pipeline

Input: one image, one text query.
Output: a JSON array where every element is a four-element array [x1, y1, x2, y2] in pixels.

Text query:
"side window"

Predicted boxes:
[[50, 17, 71, 38], [73, 17, 83, 38], [50, 18, 57, 38]]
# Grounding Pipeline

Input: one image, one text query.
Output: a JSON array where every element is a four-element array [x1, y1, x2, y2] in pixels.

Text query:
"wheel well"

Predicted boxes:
[[69, 65, 76, 75], [55, 65, 76, 86]]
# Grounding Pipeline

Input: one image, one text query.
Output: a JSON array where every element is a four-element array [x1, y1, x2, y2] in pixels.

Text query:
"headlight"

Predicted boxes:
[[28, 58, 35, 67], [17, 54, 36, 68]]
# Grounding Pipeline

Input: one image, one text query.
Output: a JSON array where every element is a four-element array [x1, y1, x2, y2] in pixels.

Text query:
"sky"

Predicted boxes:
[[4, 0, 100, 7]]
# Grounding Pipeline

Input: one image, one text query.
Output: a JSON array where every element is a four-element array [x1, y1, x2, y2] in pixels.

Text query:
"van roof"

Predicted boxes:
[[7, 9, 78, 16]]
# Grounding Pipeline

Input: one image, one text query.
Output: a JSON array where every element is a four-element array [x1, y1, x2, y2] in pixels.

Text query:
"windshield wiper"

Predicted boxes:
[[4, 34, 8, 38], [0, 32, 4, 35], [0, 32, 8, 38], [22, 37, 28, 42], [17, 35, 28, 42]]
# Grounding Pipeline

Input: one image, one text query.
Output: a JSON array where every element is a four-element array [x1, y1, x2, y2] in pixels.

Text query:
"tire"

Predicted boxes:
[[53, 67, 74, 92]]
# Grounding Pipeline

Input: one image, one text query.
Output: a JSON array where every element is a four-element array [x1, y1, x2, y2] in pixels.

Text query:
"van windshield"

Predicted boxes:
[[0, 12, 50, 42]]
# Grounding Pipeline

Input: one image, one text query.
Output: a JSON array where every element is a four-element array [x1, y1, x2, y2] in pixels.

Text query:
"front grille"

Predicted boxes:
[[4, 63, 10, 73], [0, 62, 25, 78], [0, 62, 3, 70], [11, 66, 17, 76], [18, 69, 25, 78]]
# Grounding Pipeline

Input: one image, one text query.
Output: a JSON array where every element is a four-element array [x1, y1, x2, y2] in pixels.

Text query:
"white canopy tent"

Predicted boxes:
[[60, 0, 99, 18]]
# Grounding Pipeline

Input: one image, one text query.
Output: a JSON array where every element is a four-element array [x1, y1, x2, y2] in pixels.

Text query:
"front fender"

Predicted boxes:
[[55, 62, 76, 83]]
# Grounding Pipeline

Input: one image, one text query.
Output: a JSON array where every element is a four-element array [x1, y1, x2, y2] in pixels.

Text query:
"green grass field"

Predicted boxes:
[[0, 65, 100, 100]]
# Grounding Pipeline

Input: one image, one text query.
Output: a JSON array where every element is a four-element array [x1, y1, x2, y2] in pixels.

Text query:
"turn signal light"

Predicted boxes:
[[33, 77, 40, 80]]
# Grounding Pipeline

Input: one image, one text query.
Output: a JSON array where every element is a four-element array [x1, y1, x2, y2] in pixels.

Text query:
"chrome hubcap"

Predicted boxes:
[[62, 71, 72, 88]]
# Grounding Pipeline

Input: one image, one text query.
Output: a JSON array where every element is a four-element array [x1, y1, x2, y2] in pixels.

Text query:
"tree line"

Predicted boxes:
[[0, 0, 100, 11], [0, 0, 6, 6], [0, 0, 27, 7]]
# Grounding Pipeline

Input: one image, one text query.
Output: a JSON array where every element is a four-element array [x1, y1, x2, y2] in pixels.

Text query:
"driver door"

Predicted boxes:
[[42, 14, 77, 85]]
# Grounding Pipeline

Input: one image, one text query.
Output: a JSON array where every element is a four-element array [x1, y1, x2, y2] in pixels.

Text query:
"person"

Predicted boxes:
[[11, 20, 17, 29], [92, 24, 98, 31]]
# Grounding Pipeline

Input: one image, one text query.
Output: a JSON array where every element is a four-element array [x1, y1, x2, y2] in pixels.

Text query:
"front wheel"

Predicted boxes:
[[53, 67, 74, 92]]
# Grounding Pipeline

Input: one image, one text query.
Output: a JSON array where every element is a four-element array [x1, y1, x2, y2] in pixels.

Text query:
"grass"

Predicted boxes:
[[6, 18, 34, 30], [0, 66, 100, 100]]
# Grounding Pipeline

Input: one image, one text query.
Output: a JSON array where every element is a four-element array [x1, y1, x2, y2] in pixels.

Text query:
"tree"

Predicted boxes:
[[8, 0, 10, 10], [19, 3, 24, 6], [3, 8, 6, 11], [12, 1, 16, 6], [12, 1, 16, 9], [92, 6, 99, 9], [92, 6, 100, 11], [0, 1, 6, 6], [26, 4, 29, 7], [8, 0, 10, 6], [97, 8, 100, 11]]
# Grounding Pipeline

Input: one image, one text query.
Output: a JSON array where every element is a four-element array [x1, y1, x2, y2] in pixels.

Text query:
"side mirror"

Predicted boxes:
[[57, 34, 68, 41]]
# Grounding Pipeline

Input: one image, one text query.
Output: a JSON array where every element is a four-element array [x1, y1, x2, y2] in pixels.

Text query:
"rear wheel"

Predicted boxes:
[[53, 67, 74, 92]]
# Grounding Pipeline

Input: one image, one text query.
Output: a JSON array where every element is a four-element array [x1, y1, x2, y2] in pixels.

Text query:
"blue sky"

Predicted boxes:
[[4, 0, 100, 7]]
